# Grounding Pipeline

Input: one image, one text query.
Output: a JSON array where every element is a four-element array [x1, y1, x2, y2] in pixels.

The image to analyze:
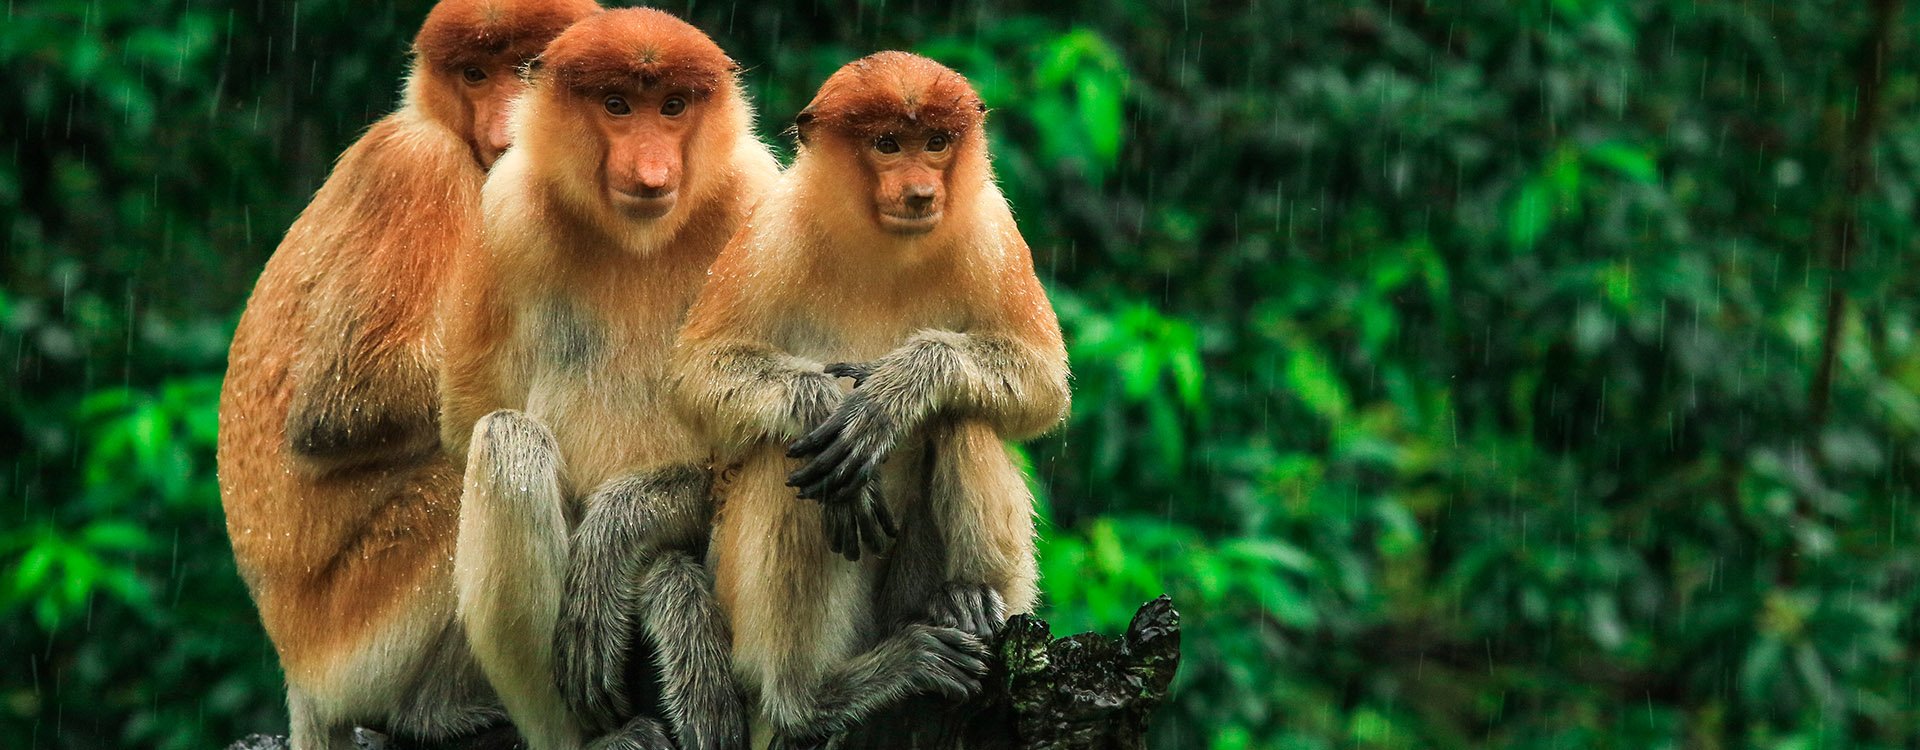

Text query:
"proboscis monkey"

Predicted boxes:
[[672, 51, 1071, 747], [218, 1, 599, 748], [436, 8, 779, 750]]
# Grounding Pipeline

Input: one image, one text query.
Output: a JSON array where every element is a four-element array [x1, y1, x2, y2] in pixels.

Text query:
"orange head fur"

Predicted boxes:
[[409, 0, 602, 168], [514, 8, 754, 250], [794, 52, 992, 242]]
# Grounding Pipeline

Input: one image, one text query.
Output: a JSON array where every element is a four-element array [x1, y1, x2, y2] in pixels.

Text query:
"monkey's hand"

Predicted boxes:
[[823, 361, 875, 386], [926, 582, 1008, 641], [786, 370, 901, 505], [819, 482, 898, 561]]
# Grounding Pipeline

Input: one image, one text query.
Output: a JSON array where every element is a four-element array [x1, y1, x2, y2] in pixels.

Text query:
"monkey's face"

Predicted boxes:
[[590, 87, 704, 220], [860, 129, 959, 235], [415, 0, 603, 170], [448, 58, 530, 169]]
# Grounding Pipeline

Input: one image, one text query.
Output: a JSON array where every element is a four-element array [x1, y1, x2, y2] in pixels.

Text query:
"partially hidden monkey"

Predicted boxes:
[[218, 1, 599, 747], [435, 9, 780, 750], [672, 52, 1071, 747]]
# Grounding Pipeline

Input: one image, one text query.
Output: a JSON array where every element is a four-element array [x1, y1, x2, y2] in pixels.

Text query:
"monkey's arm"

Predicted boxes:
[[671, 340, 845, 455], [787, 322, 1068, 504], [556, 466, 747, 750], [283, 313, 440, 471], [677, 341, 900, 559], [277, 119, 484, 473]]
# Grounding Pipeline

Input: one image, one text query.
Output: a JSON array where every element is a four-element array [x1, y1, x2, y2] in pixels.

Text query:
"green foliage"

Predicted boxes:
[[7, 0, 1920, 748]]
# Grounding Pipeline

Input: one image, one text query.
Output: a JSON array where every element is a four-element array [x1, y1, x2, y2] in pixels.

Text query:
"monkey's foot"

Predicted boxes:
[[892, 624, 990, 701], [926, 582, 1007, 641]]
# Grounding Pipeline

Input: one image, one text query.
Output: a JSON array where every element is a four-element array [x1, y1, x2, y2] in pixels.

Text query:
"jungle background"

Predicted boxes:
[[6, 0, 1920, 747]]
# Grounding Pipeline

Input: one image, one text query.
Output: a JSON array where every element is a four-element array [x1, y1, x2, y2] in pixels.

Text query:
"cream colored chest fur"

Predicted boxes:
[[507, 261, 707, 494]]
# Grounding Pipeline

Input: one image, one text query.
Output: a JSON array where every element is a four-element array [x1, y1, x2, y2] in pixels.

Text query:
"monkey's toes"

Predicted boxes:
[[929, 583, 1007, 640]]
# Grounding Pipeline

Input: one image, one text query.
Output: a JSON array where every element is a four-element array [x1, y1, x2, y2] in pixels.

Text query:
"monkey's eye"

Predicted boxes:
[[660, 96, 688, 117], [604, 95, 632, 116], [925, 134, 949, 152], [874, 136, 900, 154], [462, 67, 487, 84]]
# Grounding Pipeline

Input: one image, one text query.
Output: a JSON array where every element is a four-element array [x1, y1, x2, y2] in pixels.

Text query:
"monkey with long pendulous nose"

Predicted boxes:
[[437, 8, 781, 750], [673, 51, 1071, 748], [218, 2, 600, 747]]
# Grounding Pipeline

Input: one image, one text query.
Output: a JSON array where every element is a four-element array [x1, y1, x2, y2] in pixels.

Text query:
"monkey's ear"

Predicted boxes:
[[792, 110, 816, 145]]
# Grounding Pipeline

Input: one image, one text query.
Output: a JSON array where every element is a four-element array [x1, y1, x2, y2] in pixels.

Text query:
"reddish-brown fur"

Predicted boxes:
[[675, 53, 1068, 741], [217, 1, 599, 746], [414, 0, 593, 67], [796, 51, 985, 142], [538, 9, 734, 96], [436, 9, 779, 750]]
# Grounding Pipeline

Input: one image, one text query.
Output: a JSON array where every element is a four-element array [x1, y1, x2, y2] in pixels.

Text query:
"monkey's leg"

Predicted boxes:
[[925, 421, 1038, 634], [454, 410, 584, 750], [722, 463, 981, 746], [637, 550, 745, 750], [557, 466, 744, 750], [763, 623, 989, 746]]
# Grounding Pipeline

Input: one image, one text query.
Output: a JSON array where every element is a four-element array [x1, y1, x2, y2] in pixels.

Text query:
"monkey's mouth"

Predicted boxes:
[[878, 210, 941, 234], [611, 189, 677, 219]]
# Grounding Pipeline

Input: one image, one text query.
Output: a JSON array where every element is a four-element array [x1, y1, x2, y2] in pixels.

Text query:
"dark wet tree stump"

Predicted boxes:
[[226, 596, 1181, 750]]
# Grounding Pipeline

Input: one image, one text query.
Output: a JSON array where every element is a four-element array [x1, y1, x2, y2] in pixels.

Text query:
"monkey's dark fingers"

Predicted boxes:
[[793, 448, 868, 501], [821, 504, 856, 561], [786, 408, 850, 458], [854, 486, 896, 556], [978, 587, 1008, 635], [956, 590, 982, 638], [786, 432, 858, 491], [794, 448, 880, 503], [931, 640, 990, 678], [824, 361, 876, 386]]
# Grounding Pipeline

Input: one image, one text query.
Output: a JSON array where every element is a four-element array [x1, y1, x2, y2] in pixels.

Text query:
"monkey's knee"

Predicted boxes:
[[454, 408, 570, 738], [459, 410, 567, 550], [466, 409, 561, 478]]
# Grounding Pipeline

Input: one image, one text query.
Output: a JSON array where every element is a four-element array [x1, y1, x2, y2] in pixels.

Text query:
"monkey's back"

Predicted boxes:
[[217, 107, 481, 696]]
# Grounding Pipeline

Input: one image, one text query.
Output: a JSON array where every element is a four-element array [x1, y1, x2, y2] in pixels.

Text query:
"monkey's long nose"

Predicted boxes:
[[634, 163, 675, 198], [903, 185, 937, 214]]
